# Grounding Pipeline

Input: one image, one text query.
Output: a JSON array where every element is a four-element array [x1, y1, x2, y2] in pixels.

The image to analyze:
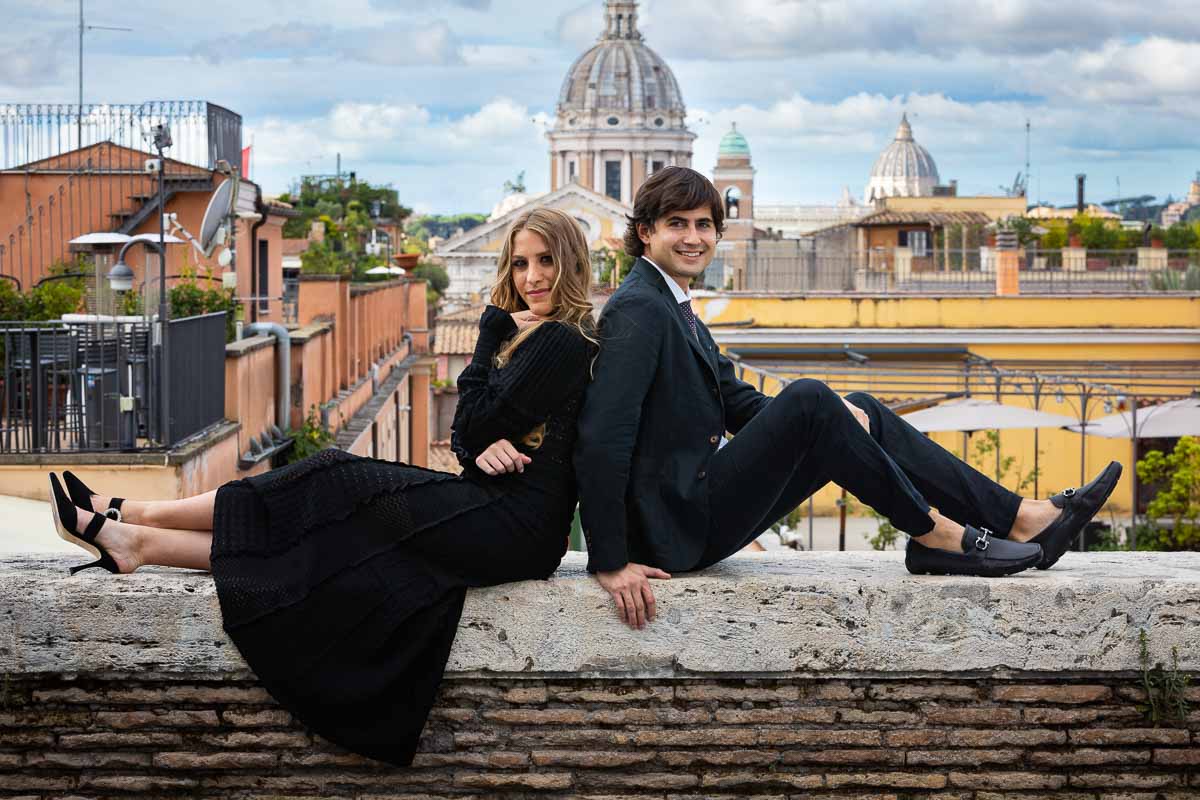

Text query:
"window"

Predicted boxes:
[[607, 116, 619, 126], [654, 117, 664, 127], [652, 160, 664, 174], [605, 161, 622, 200], [905, 230, 929, 257], [257, 239, 270, 312], [568, 160, 576, 180], [725, 186, 742, 219]]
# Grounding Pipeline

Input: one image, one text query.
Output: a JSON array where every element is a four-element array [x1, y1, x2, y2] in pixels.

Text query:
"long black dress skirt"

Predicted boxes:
[[210, 448, 572, 766]]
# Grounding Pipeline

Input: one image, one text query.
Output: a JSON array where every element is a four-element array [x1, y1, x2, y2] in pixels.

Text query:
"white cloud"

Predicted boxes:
[[190, 20, 463, 66], [0, 32, 69, 88]]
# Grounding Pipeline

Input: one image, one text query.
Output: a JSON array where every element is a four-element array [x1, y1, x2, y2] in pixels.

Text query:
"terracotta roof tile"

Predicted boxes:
[[855, 210, 993, 227], [433, 321, 479, 355]]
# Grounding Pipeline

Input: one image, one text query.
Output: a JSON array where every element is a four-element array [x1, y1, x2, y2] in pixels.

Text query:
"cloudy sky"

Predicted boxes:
[[4, 0, 1199, 214]]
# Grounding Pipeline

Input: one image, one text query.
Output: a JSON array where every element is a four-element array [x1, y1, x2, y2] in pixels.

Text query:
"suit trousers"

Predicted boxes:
[[697, 379, 1024, 569]]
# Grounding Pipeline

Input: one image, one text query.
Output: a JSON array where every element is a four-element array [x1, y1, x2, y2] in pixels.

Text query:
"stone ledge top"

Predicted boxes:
[[2, 551, 1197, 678]]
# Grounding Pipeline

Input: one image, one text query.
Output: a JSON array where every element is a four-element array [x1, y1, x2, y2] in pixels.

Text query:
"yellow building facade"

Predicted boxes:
[[695, 294, 1200, 518]]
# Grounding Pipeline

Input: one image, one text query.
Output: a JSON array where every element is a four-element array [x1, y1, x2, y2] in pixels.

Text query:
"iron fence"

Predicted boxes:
[[0, 312, 225, 454], [721, 248, 1200, 294], [0, 101, 242, 171]]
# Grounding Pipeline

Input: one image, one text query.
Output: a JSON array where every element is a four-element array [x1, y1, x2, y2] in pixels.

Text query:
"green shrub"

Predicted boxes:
[[1136, 436, 1200, 551]]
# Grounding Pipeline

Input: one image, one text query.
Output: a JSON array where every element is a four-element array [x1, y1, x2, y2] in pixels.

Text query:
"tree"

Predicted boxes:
[[1164, 223, 1198, 251], [409, 262, 450, 305], [1136, 436, 1200, 551], [300, 241, 346, 275]]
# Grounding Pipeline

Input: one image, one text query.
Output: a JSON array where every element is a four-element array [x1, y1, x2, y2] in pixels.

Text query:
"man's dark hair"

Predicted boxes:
[[623, 166, 725, 257]]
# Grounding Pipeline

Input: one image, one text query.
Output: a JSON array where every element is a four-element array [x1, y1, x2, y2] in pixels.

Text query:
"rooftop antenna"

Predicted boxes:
[[77, 0, 132, 148]]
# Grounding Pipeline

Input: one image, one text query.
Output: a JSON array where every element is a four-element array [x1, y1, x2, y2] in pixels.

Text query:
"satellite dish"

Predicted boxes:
[[198, 179, 238, 256]]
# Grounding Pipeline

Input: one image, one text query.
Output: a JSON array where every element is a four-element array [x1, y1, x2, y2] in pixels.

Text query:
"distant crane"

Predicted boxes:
[[1000, 171, 1027, 198]]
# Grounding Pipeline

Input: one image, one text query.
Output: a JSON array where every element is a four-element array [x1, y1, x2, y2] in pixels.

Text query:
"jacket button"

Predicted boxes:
[[709, 435, 719, 445], [698, 471, 707, 479]]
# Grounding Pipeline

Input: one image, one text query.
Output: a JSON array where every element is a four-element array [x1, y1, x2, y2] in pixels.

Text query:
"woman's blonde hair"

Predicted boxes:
[[490, 207, 597, 448], [491, 207, 596, 365]]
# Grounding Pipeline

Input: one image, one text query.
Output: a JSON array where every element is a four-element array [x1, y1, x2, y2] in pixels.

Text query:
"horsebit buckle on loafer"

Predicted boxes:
[[1062, 487, 1076, 498], [104, 508, 122, 522], [975, 528, 993, 551]]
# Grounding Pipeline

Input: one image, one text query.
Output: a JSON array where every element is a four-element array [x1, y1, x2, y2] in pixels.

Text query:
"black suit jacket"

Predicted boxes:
[[574, 258, 770, 573]]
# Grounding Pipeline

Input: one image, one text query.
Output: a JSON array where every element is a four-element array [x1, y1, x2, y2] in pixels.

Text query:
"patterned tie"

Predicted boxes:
[[679, 299, 698, 339]]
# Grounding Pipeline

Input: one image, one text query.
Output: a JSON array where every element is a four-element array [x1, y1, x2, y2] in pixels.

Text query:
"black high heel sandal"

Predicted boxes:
[[49, 473, 120, 575], [63, 470, 125, 522]]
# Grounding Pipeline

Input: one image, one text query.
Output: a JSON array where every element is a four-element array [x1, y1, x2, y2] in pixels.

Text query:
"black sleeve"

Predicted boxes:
[[451, 307, 592, 470], [574, 295, 665, 573]]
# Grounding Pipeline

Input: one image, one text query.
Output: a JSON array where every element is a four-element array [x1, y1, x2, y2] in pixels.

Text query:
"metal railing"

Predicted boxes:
[[0, 102, 242, 171], [0, 312, 226, 454], [721, 248, 1200, 294]]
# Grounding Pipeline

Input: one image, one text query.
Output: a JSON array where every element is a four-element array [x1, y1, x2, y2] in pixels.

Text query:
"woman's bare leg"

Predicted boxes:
[[89, 491, 218, 532], [84, 510, 213, 573]]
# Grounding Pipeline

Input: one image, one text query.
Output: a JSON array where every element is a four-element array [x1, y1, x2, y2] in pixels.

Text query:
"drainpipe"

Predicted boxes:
[[249, 183, 267, 323], [241, 322, 291, 432]]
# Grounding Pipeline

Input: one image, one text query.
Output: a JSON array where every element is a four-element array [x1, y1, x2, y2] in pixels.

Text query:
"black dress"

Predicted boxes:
[[210, 307, 593, 766]]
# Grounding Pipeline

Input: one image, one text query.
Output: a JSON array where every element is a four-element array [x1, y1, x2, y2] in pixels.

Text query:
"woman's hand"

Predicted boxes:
[[475, 438, 532, 475], [594, 563, 672, 630], [510, 310, 543, 332]]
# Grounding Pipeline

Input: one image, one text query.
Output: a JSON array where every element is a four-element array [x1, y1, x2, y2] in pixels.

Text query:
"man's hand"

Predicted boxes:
[[842, 396, 870, 435], [475, 439, 532, 475], [510, 310, 544, 331], [595, 563, 672, 630]]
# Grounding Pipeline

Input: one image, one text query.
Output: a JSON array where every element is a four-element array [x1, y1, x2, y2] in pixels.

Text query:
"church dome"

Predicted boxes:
[[718, 124, 750, 158], [864, 113, 939, 204], [556, 1, 686, 123]]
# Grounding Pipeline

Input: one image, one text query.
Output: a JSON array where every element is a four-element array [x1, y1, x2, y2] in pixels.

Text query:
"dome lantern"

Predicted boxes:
[[863, 113, 940, 204], [548, 0, 696, 204]]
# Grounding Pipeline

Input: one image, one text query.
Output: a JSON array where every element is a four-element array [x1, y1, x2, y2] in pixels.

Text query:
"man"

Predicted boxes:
[[574, 167, 1121, 630]]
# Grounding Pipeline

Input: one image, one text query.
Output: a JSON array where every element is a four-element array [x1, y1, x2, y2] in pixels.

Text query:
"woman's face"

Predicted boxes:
[[510, 228, 558, 317]]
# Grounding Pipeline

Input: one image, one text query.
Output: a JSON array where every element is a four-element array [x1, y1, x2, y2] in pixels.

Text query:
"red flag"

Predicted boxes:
[[241, 145, 252, 178]]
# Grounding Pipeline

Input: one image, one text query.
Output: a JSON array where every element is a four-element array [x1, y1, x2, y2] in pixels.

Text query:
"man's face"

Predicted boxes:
[[638, 206, 718, 287]]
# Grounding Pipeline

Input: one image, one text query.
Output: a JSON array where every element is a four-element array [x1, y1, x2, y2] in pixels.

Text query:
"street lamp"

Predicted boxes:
[[105, 261, 134, 292], [111, 236, 168, 445]]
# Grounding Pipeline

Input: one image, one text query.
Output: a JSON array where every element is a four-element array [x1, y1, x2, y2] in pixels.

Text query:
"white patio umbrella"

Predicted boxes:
[[1067, 397, 1200, 546], [1066, 398, 1200, 439], [364, 266, 391, 276], [902, 398, 1079, 433], [902, 398, 1080, 494], [69, 232, 132, 246], [388, 266, 405, 275], [130, 232, 187, 245]]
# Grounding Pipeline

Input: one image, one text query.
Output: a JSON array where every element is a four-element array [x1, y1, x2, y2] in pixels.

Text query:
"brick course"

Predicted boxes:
[[0, 675, 1196, 798]]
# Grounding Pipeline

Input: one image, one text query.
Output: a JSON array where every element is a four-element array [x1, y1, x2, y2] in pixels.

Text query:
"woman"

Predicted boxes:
[[47, 207, 604, 766]]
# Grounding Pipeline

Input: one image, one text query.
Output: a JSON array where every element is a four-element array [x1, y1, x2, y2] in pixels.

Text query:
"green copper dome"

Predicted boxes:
[[718, 124, 750, 157]]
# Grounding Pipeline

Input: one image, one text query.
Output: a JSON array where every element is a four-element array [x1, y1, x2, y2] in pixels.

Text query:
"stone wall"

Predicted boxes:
[[2, 551, 1198, 798]]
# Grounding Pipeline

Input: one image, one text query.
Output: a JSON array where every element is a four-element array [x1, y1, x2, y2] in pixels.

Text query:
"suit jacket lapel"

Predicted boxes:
[[632, 258, 718, 381]]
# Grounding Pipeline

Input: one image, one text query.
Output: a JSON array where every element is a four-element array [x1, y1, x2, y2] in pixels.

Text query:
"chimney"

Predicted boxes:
[[949, 179, 958, 196], [1076, 174, 1086, 213]]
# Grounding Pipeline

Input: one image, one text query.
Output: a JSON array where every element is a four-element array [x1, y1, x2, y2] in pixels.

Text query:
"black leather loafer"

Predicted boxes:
[[1029, 460, 1123, 570], [906, 525, 1043, 577]]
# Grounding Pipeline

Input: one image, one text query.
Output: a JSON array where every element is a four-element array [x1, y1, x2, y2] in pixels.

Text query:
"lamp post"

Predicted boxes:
[[109, 236, 167, 445]]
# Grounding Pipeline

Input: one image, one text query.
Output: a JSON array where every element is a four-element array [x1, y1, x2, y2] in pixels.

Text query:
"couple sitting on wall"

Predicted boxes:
[[47, 167, 1122, 766]]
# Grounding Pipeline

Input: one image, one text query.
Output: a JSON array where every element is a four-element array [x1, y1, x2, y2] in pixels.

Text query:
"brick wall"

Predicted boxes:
[[2, 674, 1196, 797]]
